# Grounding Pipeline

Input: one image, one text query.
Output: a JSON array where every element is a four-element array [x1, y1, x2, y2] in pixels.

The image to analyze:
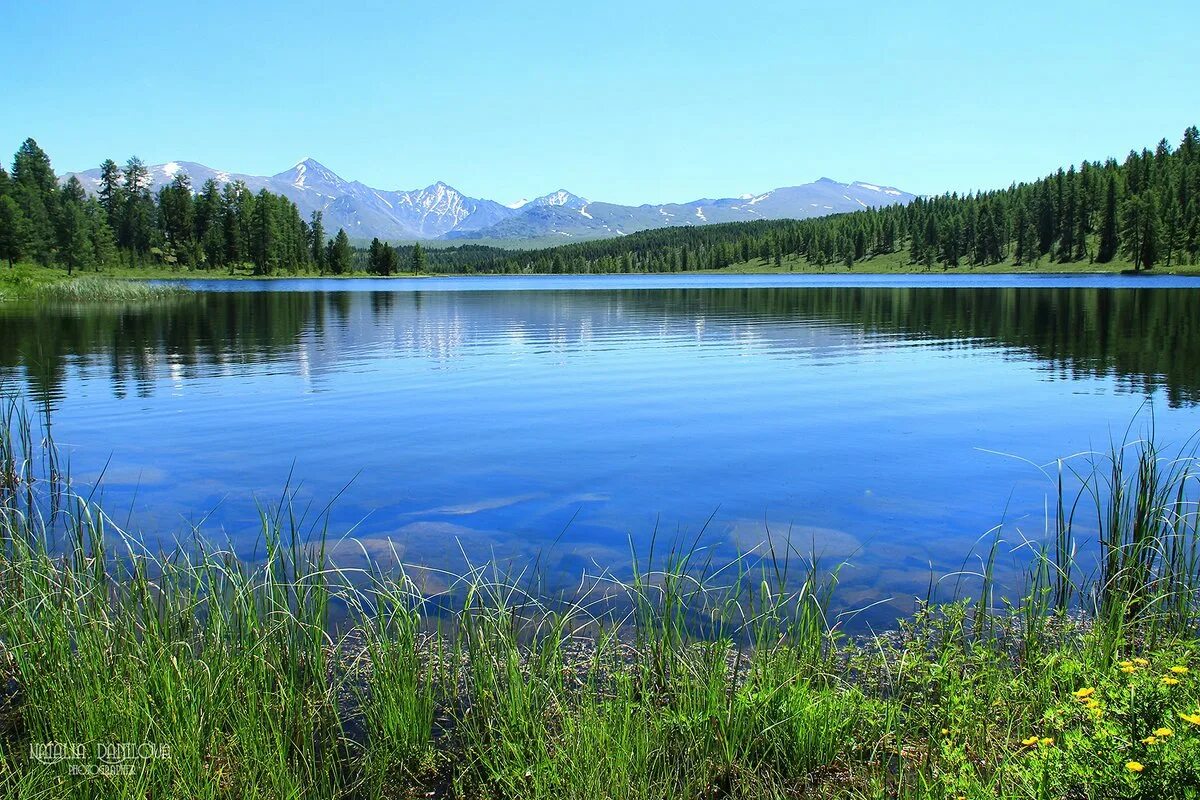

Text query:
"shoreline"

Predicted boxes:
[[6, 257, 1200, 302]]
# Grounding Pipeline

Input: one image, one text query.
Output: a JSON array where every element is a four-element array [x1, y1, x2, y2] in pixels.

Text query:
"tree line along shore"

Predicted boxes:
[[1, 126, 1198, 288]]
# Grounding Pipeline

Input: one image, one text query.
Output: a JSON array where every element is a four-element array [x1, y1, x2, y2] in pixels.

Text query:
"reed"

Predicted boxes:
[[29, 277, 187, 303]]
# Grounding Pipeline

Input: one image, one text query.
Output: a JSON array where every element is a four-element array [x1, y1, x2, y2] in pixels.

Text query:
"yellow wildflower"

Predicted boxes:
[[940, 728, 949, 735], [1179, 712, 1200, 725], [1134, 657, 1150, 666], [1121, 665, 1138, 674], [1040, 737, 1054, 746], [1073, 687, 1095, 700], [1126, 761, 1145, 773], [1086, 698, 1101, 709], [1142, 735, 1159, 745], [1171, 666, 1189, 674], [1154, 727, 1173, 737], [1163, 676, 1181, 686], [1120, 660, 1134, 668], [1021, 735, 1039, 746]]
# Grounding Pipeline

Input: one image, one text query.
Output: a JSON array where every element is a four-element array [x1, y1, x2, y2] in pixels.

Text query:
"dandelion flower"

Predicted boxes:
[[1086, 698, 1101, 709], [1120, 660, 1134, 668], [1127, 761, 1145, 773], [940, 728, 949, 735], [1179, 712, 1200, 725], [1122, 665, 1138, 674], [1142, 735, 1159, 745], [1073, 687, 1095, 700], [1040, 737, 1054, 746], [1021, 735, 1040, 746], [1154, 727, 1173, 737], [1171, 666, 1189, 674], [1163, 676, 1181, 686], [1134, 657, 1150, 666]]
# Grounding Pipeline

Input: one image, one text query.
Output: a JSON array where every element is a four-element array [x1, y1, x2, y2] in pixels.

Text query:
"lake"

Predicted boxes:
[[4, 274, 1200, 628]]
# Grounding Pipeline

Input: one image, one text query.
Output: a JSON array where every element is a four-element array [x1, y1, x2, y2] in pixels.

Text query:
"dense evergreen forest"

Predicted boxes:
[[1, 126, 1197, 277]]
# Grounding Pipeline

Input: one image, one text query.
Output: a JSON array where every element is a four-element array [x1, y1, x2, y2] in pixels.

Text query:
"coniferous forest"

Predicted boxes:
[[1, 126, 1197, 278]]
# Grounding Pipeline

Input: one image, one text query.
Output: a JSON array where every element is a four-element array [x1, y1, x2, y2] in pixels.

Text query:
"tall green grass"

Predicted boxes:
[[28, 277, 188, 302], [1, 399, 1199, 798]]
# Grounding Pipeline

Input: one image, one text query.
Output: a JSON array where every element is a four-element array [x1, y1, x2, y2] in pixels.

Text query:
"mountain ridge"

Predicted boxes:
[[60, 159, 915, 242]]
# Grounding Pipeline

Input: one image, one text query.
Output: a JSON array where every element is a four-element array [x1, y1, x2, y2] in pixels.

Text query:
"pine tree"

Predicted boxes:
[[368, 237, 384, 274], [120, 157, 155, 258], [382, 243, 398, 276], [1186, 199, 1200, 266], [123, 156, 150, 196], [411, 241, 427, 274], [250, 189, 276, 275], [1013, 201, 1033, 265], [1119, 194, 1159, 270], [1057, 169, 1077, 261], [97, 159, 124, 228], [328, 228, 352, 275], [85, 199, 116, 270], [1163, 201, 1184, 269], [310, 211, 326, 272], [10, 138, 58, 264], [221, 183, 244, 269], [57, 199, 92, 275], [158, 172, 194, 260], [1096, 175, 1119, 263], [0, 195, 25, 267], [195, 180, 225, 270]]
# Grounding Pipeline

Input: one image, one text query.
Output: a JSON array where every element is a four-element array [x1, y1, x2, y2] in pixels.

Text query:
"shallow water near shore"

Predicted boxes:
[[4, 273, 1200, 629]]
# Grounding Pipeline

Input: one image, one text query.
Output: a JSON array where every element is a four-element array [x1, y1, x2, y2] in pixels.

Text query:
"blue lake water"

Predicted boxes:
[[4, 274, 1200, 627]]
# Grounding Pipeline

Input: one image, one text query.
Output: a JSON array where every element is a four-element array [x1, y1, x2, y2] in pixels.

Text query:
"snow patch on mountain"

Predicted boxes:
[[58, 159, 914, 242]]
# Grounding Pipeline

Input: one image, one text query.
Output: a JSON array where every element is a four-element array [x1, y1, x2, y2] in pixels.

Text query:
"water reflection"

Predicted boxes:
[[4, 286, 1198, 408]]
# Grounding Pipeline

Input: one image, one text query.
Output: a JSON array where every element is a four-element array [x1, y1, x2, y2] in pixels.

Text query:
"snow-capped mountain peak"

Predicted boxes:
[[273, 158, 345, 190], [528, 190, 589, 209], [58, 159, 914, 242]]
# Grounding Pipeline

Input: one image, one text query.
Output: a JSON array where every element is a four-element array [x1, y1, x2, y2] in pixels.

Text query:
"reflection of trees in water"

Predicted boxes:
[[1, 286, 1198, 408], [626, 286, 1200, 407]]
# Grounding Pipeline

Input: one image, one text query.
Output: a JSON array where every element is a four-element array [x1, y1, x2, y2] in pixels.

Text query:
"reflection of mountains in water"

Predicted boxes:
[[2, 285, 1198, 407]]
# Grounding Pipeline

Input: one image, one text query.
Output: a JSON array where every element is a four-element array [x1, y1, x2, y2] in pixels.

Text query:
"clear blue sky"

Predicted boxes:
[[3, 1, 1197, 205]]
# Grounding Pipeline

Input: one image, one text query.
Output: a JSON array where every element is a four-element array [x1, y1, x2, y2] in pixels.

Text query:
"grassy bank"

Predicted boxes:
[[2, 406, 1200, 798], [709, 249, 1200, 276], [6, 250, 1199, 303], [0, 263, 189, 302]]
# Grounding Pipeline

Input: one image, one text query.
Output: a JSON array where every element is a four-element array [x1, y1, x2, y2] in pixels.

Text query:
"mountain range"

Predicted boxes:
[[60, 159, 915, 243]]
